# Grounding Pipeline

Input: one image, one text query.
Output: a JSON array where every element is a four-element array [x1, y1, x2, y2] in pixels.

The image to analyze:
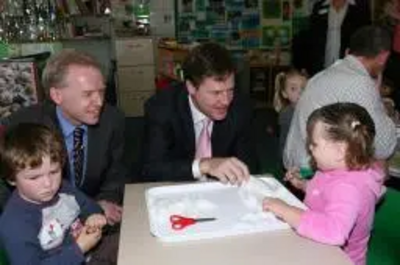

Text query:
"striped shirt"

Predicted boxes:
[[283, 55, 397, 169]]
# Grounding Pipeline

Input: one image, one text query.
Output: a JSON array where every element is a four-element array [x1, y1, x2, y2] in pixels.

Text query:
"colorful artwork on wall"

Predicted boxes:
[[176, 0, 306, 51]]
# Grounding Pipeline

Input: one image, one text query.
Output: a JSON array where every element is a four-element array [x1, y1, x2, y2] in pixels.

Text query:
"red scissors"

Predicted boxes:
[[170, 215, 216, 230]]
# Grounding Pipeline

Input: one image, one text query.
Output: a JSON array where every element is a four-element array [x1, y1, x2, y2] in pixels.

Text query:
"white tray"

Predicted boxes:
[[145, 176, 305, 242]]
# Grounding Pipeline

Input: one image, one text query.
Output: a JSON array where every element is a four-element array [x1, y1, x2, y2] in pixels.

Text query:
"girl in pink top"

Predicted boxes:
[[263, 102, 386, 265]]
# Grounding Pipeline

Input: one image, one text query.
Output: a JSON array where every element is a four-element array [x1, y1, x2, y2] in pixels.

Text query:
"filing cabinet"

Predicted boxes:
[[115, 37, 155, 116], [118, 90, 154, 117]]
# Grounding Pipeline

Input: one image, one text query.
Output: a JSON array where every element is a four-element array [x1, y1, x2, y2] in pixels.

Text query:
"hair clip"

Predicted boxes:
[[351, 121, 361, 129]]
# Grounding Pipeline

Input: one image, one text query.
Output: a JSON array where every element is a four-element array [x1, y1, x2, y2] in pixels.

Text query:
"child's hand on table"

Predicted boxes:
[[263, 197, 304, 228], [262, 197, 289, 217]]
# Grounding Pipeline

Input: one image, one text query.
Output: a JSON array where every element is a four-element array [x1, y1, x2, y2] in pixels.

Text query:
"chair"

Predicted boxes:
[[251, 107, 283, 178], [367, 188, 400, 265]]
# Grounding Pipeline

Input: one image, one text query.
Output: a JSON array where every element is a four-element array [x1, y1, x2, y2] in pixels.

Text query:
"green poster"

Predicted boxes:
[[262, 25, 291, 48], [196, 0, 206, 11], [0, 41, 8, 58], [262, 0, 281, 19]]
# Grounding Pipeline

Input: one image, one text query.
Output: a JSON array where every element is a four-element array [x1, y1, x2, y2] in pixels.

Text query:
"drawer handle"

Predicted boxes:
[[127, 44, 143, 49]]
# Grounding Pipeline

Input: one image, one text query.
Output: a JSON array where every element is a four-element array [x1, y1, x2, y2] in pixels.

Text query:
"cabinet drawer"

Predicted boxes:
[[117, 66, 155, 91], [116, 38, 154, 66], [118, 91, 154, 117]]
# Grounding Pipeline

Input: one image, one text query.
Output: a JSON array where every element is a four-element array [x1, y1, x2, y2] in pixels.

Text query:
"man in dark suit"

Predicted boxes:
[[142, 42, 256, 184], [2, 50, 126, 226], [292, 0, 371, 76]]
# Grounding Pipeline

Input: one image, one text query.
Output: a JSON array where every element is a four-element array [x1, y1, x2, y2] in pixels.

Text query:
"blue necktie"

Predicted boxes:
[[73, 127, 84, 187]]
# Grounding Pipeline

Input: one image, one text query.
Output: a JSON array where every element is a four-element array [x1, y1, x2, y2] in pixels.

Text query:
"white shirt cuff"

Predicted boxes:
[[192, 159, 207, 181]]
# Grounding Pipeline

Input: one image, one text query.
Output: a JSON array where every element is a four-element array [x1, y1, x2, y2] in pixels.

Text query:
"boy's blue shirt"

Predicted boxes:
[[0, 180, 102, 265]]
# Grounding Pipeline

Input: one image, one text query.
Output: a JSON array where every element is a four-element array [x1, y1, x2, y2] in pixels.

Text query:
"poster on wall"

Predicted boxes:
[[240, 12, 260, 48], [262, 24, 291, 48], [176, 0, 293, 51], [0, 61, 38, 120], [293, 0, 307, 16], [182, 0, 194, 13], [196, 0, 207, 11], [245, 0, 258, 9], [262, 0, 282, 19]]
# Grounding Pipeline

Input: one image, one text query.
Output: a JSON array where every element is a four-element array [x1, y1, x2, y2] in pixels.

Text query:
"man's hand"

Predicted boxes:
[[199, 157, 250, 185], [85, 214, 107, 233], [98, 200, 123, 226], [76, 225, 102, 254]]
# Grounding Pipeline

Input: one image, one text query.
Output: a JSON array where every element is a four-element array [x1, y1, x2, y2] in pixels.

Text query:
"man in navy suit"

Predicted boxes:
[[2, 50, 126, 226], [142, 43, 256, 184], [292, 0, 371, 75]]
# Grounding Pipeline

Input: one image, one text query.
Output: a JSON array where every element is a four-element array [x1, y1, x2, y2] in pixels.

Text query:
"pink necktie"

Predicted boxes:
[[195, 119, 212, 159]]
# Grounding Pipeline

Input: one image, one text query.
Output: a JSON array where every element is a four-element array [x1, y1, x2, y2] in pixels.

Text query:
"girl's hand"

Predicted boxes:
[[85, 214, 107, 233], [263, 197, 304, 228], [263, 197, 288, 216], [284, 168, 308, 191], [76, 225, 102, 254]]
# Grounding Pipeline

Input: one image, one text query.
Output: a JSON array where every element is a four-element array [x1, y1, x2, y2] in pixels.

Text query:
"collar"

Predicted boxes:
[[56, 107, 87, 137], [344, 55, 371, 77], [188, 96, 208, 124]]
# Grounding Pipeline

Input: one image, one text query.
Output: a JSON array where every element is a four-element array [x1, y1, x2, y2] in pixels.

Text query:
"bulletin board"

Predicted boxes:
[[0, 60, 39, 120], [176, 0, 309, 50]]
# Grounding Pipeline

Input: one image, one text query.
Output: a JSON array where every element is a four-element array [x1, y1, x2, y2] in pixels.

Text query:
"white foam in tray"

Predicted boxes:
[[145, 176, 306, 242]]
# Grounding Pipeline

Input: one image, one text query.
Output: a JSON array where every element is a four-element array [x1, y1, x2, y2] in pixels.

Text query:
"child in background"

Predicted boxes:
[[273, 68, 308, 155], [0, 123, 116, 264], [263, 102, 386, 265], [379, 77, 399, 123]]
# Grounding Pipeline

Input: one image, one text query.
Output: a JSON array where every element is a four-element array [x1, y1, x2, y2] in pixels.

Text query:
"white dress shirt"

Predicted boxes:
[[324, 0, 355, 68], [188, 96, 214, 180], [284, 55, 397, 169]]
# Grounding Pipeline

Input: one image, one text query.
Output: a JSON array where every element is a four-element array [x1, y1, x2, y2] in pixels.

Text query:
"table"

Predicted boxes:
[[118, 183, 352, 265]]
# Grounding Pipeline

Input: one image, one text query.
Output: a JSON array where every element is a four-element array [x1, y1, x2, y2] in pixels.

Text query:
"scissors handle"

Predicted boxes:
[[170, 215, 195, 230], [170, 215, 216, 230]]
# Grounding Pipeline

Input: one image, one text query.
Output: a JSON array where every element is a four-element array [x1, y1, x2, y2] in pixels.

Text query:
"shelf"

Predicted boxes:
[[66, 14, 111, 19], [60, 36, 111, 41], [5, 36, 110, 44], [5, 40, 61, 44]]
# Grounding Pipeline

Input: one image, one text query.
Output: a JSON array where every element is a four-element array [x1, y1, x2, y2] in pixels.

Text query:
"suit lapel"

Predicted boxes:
[[212, 116, 230, 156], [47, 103, 72, 181], [85, 126, 97, 186], [178, 88, 196, 156]]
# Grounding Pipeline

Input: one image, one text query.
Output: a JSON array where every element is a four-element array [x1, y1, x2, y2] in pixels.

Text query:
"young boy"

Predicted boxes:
[[0, 123, 112, 264]]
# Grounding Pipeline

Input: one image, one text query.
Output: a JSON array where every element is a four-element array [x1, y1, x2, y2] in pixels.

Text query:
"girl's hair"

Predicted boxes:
[[273, 68, 308, 112], [306, 102, 376, 170]]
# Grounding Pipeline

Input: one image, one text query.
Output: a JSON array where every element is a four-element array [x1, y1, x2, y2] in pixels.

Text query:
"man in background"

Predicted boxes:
[[284, 26, 396, 170], [292, 0, 371, 75]]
